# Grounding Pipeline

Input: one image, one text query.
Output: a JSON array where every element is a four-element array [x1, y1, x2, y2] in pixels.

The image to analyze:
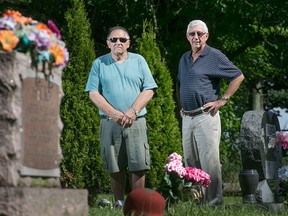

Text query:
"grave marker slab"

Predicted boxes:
[[240, 110, 282, 204], [20, 77, 62, 177]]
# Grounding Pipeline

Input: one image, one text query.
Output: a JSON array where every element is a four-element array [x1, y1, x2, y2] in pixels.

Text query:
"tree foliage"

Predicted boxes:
[[60, 0, 110, 200], [136, 21, 182, 188]]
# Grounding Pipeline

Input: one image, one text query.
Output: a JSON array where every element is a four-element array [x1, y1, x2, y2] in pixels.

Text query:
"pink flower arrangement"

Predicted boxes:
[[159, 152, 211, 205], [164, 152, 211, 188], [164, 152, 186, 178], [184, 167, 211, 188], [276, 131, 288, 149]]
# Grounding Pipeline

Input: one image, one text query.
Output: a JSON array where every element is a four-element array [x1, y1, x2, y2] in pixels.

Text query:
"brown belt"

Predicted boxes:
[[183, 107, 209, 117]]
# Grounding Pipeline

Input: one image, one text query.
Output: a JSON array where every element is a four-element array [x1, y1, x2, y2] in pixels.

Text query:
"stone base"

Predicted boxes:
[[0, 187, 88, 216]]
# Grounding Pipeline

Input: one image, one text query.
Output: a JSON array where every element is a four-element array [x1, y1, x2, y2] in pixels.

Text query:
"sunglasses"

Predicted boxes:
[[188, 31, 206, 37], [108, 37, 129, 43]]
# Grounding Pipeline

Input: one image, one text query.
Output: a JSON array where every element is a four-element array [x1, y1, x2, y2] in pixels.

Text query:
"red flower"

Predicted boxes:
[[184, 167, 211, 188]]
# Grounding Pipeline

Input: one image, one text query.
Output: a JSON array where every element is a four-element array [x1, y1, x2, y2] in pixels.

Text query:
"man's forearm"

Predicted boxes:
[[89, 91, 119, 118], [223, 74, 245, 99], [130, 89, 154, 113]]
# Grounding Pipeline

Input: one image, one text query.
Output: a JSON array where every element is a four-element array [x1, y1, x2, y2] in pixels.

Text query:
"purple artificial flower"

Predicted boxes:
[[58, 47, 69, 68], [27, 29, 51, 50], [47, 20, 61, 40], [0, 17, 17, 30]]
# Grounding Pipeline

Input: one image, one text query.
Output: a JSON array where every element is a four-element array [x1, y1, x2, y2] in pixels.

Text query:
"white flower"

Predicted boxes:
[[278, 165, 288, 181]]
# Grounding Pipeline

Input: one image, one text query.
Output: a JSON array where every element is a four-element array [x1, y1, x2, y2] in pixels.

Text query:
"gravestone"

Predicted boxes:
[[0, 51, 88, 216], [240, 110, 285, 211], [20, 72, 62, 177]]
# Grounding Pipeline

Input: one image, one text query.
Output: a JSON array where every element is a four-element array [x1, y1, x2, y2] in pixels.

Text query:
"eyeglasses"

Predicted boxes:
[[108, 37, 129, 43], [188, 31, 206, 37]]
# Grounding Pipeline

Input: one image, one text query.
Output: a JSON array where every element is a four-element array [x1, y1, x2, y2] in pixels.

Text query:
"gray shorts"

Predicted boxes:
[[99, 117, 150, 173]]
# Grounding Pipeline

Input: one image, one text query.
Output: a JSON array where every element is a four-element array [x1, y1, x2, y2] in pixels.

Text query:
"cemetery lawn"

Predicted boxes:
[[89, 195, 287, 216]]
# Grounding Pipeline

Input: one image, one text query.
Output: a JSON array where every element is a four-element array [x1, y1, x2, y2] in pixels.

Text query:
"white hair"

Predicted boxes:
[[186, 20, 209, 33]]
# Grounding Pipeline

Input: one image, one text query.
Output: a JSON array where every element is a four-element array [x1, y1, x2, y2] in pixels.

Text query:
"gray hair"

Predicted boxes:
[[186, 20, 209, 33], [107, 26, 130, 39]]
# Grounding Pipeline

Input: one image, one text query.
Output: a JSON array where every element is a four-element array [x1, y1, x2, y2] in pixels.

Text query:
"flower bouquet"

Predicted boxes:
[[276, 131, 288, 156], [277, 131, 288, 203], [275, 131, 288, 148], [0, 10, 69, 80], [158, 152, 211, 206]]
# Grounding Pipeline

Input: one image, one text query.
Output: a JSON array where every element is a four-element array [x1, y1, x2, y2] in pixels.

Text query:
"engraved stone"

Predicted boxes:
[[20, 77, 62, 176]]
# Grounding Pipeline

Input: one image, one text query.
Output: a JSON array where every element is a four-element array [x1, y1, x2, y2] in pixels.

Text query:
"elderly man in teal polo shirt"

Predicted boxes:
[[85, 26, 158, 209]]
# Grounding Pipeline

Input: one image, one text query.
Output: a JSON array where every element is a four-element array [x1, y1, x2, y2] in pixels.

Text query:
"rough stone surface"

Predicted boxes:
[[240, 110, 282, 204], [0, 51, 25, 186], [240, 110, 281, 180], [0, 51, 88, 215], [0, 51, 63, 184], [0, 187, 88, 216]]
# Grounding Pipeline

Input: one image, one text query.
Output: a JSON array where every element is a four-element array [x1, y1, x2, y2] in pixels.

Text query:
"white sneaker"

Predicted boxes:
[[114, 200, 125, 209], [97, 199, 111, 208]]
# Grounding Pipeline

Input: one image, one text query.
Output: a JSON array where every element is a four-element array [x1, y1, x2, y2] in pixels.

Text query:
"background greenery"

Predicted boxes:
[[1, 0, 287, 205]]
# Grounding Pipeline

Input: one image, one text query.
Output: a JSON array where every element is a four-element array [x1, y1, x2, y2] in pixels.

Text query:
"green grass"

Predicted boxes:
[[89, 195, 287, 216]]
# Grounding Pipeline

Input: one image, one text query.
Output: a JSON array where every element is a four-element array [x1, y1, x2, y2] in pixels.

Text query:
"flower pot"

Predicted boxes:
[[179, 184, 203, 204], [239, 169, 259, 203]]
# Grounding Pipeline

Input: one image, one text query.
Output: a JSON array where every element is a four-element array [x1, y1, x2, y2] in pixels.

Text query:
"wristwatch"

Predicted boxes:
[[221, 96, 229, 101], [131, 106, 139, 116]]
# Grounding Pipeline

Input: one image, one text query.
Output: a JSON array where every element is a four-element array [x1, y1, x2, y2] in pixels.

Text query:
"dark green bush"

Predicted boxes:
[[60, 0, 110, 203], [137, 21, 183, 188]]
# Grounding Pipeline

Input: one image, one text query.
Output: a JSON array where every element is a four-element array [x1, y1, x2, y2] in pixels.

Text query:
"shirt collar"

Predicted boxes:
[[187, 44, 210, 58]]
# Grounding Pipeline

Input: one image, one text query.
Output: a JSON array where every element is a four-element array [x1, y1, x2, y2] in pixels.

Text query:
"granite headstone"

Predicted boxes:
[[240, 110, 282, 205]]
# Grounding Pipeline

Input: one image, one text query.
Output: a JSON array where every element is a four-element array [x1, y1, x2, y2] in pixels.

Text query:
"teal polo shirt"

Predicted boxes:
[[85, 52, 158, 116]]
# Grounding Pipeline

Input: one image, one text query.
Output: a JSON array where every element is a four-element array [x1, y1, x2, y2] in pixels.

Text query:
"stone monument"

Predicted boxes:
[[0, 51, 88, 216], [240, 110, 285, 211]]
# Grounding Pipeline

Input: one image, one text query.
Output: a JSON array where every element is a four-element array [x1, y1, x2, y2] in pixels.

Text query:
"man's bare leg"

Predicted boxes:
[[131, 171, 145, 189], [110, 171, 126, 202]]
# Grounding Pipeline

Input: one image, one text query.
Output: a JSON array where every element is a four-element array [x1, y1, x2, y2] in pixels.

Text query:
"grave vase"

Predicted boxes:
[[239, 169, 259, 203], [179, 184, 203, 204]]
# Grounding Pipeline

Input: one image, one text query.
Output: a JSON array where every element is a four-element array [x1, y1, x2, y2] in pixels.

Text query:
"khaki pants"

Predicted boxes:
[[182, 112, 222, 205]]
